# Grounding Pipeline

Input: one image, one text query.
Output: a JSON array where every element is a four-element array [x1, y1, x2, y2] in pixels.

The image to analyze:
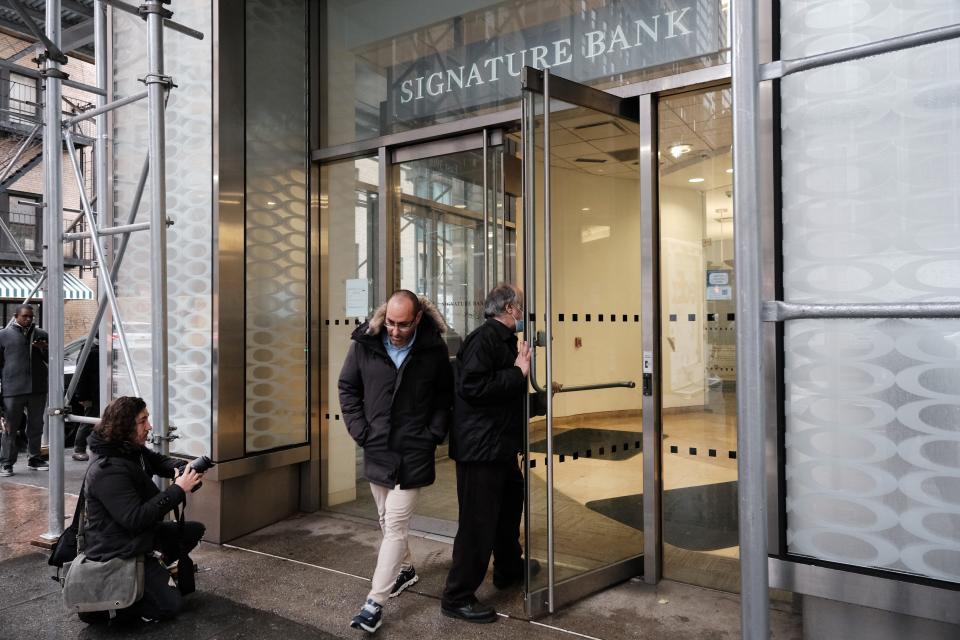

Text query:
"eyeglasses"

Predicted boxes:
[[385, 320, 415, 330]]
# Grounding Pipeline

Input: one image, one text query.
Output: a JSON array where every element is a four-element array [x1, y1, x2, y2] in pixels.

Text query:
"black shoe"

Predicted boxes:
[[493, 558, 541, 589], [440, 599, 497, 624], [389, 566, 418, 598], [28, 457, 49, 471], [72, 451, 89, 462], [0, 466, 12, 477]]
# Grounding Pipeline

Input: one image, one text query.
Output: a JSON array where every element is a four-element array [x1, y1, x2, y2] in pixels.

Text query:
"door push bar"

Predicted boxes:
[[554, 380, 636, 393]]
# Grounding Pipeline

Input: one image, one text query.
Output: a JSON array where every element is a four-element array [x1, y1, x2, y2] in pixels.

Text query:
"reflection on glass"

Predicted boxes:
[[526, 98, 644, 592], [658, 86, 739, 592], [322, 157, 380, 514]]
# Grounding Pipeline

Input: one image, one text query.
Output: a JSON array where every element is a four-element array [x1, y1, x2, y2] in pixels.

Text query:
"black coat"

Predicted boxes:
[[82, 433, 187, 562], [0, 322, 48, 397], [449, 319, 528, 463], [338, 304, 453, 489]]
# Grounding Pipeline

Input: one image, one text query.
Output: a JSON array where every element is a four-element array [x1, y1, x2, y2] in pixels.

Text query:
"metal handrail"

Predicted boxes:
[[762, 22, 960, 81], [763, 300, 960, 321]]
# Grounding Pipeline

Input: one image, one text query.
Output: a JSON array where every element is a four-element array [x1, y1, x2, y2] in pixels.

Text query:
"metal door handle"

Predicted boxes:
[[553, 380, 636, 393]]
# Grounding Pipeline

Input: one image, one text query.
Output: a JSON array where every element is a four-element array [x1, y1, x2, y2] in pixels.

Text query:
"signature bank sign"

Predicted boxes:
[[387, 0, 720, 123]]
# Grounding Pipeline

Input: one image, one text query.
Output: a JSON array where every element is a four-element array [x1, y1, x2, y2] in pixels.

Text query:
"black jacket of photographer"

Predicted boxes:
[[0, 322, 48, 396], [82, 432, 187, 561], [338, 297, 452, 490], [449, 318, 544, 463]]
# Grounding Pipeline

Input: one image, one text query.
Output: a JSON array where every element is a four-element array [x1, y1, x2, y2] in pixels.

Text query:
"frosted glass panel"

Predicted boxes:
[[112, 4, 213, 456], [781, 39, 960, 305], [244, 0, 309, 452], [781, 37, 960, 583], [785, 319, 960, 582], [780, 1, 960, 58]]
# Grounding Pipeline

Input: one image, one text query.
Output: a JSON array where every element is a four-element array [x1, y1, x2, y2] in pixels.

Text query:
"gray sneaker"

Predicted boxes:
[[0, 466, 12, 477]]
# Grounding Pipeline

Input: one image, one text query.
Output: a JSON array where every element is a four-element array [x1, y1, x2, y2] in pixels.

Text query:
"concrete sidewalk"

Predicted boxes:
[[0, 458, 802, 640]]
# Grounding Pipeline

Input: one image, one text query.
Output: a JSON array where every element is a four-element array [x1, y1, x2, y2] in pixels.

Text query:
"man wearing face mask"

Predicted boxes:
[[0, 304, 49, 476], [441, 283, 542, 623]]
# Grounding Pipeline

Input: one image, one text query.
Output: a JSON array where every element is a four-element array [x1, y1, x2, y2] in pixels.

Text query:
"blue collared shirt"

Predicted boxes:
[[383, 330, 416, 369]]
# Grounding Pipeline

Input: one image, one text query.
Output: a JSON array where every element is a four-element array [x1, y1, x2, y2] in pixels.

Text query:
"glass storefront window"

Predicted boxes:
[[781, 37, 960, 583], [322, 0, 729, 147]]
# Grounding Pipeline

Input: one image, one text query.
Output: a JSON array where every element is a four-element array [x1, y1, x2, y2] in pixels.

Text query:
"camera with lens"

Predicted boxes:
[[190, 455, 215, 473], [183, 455, 215, 492]]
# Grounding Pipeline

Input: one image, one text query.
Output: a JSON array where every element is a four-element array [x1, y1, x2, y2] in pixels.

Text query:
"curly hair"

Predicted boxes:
[[94, 396, 147, 444]]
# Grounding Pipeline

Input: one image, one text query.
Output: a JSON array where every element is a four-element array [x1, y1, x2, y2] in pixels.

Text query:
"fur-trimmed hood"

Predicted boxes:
[[353, 295, 447, 341]]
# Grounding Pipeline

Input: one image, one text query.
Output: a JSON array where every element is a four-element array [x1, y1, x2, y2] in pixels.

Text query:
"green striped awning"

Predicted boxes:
[[0, 267, 94, 300]]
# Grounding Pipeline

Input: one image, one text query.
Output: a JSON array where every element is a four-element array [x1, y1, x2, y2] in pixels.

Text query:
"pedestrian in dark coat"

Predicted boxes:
[[0, 304, 49, 474], [442, 283, 537, 623], [80, 396, 206, 624], [338, 290, 452, 634]]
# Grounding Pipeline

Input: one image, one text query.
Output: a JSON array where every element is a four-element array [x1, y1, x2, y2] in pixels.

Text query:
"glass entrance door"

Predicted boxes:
[[395, 136, 518, 532], [322, 135, 518, 534], [656, 86, 739, 591], [521, 68, 645, 617]]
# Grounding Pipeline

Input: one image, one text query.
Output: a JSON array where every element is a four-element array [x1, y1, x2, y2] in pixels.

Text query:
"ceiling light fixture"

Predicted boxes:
[[688, 177, 705, 183], [726, 168, 733, 174], [454, 204, 466, 209], [669, 143, 692, 158], [581, 207, 591, 212]]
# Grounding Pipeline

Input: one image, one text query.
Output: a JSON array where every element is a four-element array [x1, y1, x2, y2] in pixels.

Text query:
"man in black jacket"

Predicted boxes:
[[0, 304, 49, 475], [338, 290, 452, 634], [441, 283, 533, 623]]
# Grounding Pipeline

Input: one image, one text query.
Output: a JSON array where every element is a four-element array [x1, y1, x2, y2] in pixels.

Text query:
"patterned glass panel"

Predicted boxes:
[[781, 36, 960, 583], [244, 0, 309, 452], [112, 5, 213, 456], [780, 0, 960, 59]]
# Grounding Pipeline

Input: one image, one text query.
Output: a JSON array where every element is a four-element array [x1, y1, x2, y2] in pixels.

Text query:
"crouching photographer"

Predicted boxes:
[[70, 396, 209, 624]]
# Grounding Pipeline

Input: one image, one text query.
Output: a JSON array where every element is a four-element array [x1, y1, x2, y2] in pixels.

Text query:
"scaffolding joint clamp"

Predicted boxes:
[[166, 217, 174, 226], [138, 2, 173, 19], [47, 407, 69, 417], [150, 432, 179, 445], [39, 67, 70, 80], [139, 73, 175, 89]]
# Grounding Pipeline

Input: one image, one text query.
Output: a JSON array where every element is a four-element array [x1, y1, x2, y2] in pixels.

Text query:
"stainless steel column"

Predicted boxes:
[[542, 68, 555, 614], [482, 128, 489, 294], [638, 92, 662, 584], [41, 0, 65, 541], [145, 1, 171, 454], [95, 0, 110, 419], [732, 0, 770, 637]]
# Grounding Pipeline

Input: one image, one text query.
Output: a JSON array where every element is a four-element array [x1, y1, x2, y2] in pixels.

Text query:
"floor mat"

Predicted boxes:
[[585, 481, 738, 551]]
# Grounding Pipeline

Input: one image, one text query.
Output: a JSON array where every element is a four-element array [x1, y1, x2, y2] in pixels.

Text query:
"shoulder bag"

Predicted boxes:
[[60, 470, 145, 615]]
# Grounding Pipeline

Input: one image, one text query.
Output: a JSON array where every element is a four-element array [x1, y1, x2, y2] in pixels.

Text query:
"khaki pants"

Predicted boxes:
[[367, 483, 420, 604]]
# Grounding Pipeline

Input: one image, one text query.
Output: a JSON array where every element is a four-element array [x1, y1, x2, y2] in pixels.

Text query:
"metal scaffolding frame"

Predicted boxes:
[[0, 0, 203, 541]]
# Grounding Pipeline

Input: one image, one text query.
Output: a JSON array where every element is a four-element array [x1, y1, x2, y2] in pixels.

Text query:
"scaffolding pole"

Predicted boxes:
[[26, 0, 203, 541], [40, 0, 65, 542], [144, 0, 171, 455]]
